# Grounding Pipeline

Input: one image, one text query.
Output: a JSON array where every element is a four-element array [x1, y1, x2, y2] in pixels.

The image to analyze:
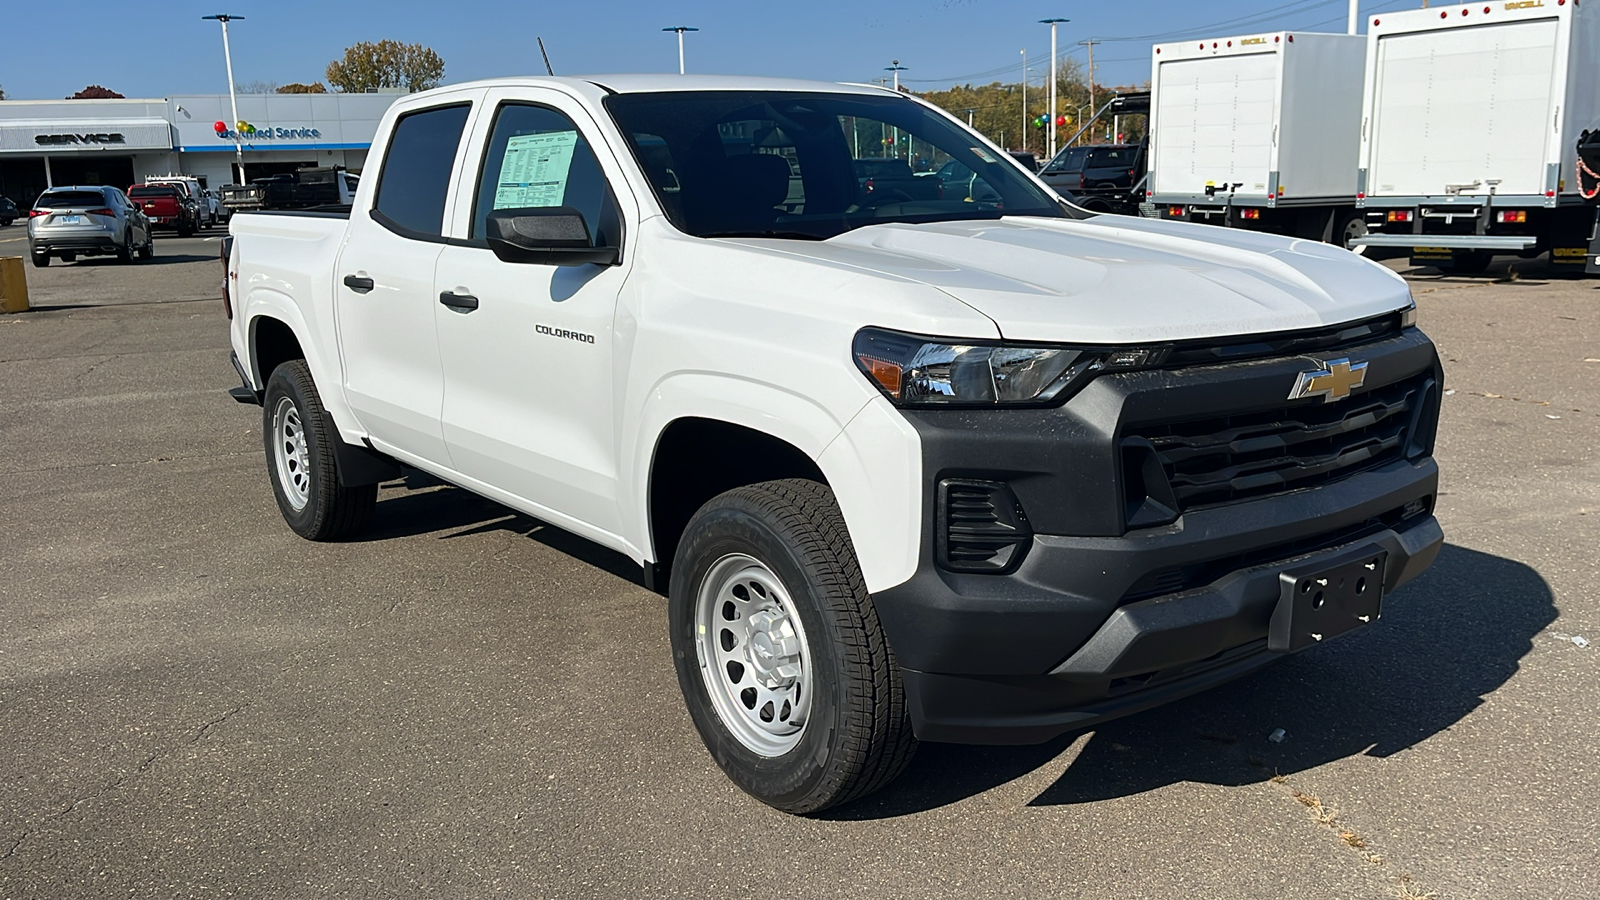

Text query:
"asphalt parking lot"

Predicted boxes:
[[1, 221, 1596, 899]]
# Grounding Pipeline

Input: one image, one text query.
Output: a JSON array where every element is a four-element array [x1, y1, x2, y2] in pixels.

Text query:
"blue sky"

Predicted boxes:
[[0, 0, 1424, 100]]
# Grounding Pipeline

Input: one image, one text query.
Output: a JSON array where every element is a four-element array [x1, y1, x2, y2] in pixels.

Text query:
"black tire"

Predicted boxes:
[[59, 252, 75, 263], [116, 232, 135, 263], [1440, 250, 1493, 275], [262, 360, 377, 541], [139, 232, 154, 259], [669, 479, 916, 814], [177, 225, 194, 238], [0, 218, 13, 227], [1333, 210, 1369, 256], [30, 251, 49, 268]]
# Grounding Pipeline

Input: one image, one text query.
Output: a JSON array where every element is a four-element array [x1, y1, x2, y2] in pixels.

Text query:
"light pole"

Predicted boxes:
[[1347, 0, 1359, 34], [1020, 49, 1027, 154], [663, 26, 698, 74], [885, 60, 908, 158], [202, 13, 245, 184], [1040, 18, 1069, 161]]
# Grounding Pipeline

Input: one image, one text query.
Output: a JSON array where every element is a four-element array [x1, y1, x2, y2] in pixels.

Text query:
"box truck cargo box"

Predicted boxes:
[[1354, 1, 1600, 271], [1149, 32, 1365, 206]]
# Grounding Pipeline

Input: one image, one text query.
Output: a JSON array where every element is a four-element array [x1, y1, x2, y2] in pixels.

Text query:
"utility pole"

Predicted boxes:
[[1040, 18, 1069, 160], [885, 60, 908, 158], [1020, 49, 1028, 155], [202, 13, 245, 184], [1079, 38, 1101, 123], [1347, 0, 1359, 35], [663, 27, 698, 74]]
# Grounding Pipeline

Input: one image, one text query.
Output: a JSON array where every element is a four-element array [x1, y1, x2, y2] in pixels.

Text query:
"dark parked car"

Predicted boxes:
[[853, 159, 940, 202], [1041, 143, 1147, 213], [0, 196, 18, 226], [1007, 151, 1040, 172]]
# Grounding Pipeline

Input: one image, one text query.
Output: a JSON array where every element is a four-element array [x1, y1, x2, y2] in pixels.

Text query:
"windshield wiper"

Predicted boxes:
[[699, 229, 825, 241]]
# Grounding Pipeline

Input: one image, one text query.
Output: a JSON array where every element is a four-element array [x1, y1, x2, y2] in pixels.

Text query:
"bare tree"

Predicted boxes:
[[237, 79, 280, 94]]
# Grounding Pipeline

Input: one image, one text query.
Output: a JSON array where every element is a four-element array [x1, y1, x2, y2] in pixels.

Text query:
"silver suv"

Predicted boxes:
[[28, 186, 153, 268]]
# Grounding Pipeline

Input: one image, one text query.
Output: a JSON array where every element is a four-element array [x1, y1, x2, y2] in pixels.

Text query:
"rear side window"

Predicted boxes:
[[469, 103, 617, 245], [1086, 148, 1132, 166], [39, 190, 108, 207], [373, 103, 471, 238]]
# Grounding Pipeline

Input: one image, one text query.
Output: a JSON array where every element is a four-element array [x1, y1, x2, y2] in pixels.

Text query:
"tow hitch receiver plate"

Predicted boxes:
[[1270, 549, 1388, 653]]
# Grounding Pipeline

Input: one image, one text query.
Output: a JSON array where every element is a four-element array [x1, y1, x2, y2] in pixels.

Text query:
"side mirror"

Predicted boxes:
[[486, 206, 619, 266]]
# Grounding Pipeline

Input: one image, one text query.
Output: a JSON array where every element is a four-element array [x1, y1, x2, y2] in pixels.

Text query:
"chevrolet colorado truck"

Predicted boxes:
[[225, 75, 1444, 814]]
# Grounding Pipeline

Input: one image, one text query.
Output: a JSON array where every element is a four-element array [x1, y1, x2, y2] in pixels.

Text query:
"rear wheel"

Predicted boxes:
[[1335, 210, 1369, 256], [30, 251, 48, 268], [116, 231, 135, 263], [139, 231, 154, 259], [59, 252, 75, 263], [262, 360, 377, 540], [1439, 251, 1493, 275], [669, 479, 917, 814]]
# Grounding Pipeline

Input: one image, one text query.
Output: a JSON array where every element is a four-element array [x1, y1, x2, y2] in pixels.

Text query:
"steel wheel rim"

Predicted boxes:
[[271, 396, 312, 511], [695, 553, 814, 757], [1343, 217, 1370, 256]]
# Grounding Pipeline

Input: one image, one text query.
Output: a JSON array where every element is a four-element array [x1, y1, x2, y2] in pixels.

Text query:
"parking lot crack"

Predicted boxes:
[[0, 703, 250, 863]]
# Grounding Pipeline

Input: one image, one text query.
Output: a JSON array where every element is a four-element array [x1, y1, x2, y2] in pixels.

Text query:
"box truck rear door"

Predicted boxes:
[[1370, 18, 1558, 197], [1153, 52, 1277, 196]]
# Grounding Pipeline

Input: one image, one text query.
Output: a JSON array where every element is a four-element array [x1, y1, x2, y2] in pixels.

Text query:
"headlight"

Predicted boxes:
[[853, 327, 1163, 407]]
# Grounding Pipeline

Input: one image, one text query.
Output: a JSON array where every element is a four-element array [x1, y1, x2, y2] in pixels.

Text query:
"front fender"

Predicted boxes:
[[629, 373, 922, 593]]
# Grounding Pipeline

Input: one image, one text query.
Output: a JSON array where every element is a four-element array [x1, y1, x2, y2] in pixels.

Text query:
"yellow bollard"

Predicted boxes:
[[0, 257, 29, 313]]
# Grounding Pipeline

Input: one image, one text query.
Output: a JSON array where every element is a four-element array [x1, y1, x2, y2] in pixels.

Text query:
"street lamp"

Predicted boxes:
[[663, 26, 698, 75], [885, 60, 908, 158], [202, 13, 245, 185], [1039, 18, 1069, 160], [1020, 49, 1027, 154]]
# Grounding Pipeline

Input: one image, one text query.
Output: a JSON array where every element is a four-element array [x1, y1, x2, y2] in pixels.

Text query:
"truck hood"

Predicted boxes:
[[733, 216, 1412, 344]]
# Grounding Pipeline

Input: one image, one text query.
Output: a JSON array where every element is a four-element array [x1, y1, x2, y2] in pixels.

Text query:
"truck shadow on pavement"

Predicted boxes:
[[826, 543, 1555, 819]]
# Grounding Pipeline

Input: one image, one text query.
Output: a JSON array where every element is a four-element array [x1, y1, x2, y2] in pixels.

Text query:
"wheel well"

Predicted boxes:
[[647, 418, 826, 589], [252, 317, 304, 385]]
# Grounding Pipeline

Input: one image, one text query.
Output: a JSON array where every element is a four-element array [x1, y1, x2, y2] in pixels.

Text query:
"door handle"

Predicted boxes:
[[439, 290, 479, 312], [343, 274, 374, 293]]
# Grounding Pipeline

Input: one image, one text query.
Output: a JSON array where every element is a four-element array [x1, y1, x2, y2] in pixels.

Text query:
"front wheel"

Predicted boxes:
[[262, 360, 376, 540], [669, 479, 917, 814], [1335, 210, 1369, 256]]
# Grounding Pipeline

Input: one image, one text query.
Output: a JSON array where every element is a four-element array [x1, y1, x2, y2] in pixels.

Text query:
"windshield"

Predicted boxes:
[[129, 186, 178, 199], [605, 90, 1068, 240]]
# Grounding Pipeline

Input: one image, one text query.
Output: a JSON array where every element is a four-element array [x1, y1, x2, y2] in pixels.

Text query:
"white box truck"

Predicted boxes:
[[1352, 0, 1600, 273], [1148, 32, 1368, 250]]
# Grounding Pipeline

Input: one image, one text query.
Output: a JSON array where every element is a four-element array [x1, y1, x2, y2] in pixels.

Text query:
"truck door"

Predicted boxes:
[[432, 90, 633, 540], [335, 98, 477, 464]]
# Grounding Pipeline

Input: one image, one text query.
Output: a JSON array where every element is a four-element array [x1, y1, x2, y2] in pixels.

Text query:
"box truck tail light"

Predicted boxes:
[[1387, 210, 1412, 223], [1499, 211, 1527, 224], [1167, 206, 1185, 217], [1547, 190, 1557, 197], [1241, 209, 1261, 220]]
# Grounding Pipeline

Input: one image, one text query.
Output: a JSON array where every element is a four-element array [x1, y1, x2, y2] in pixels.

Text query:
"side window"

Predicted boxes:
[[373, 103, 471, 238], [470, 104, 616, 245]]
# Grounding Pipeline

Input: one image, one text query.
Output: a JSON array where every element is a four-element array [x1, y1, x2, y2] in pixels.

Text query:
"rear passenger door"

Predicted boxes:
[[336, 95, 480, 465], [431, 87, 634, 543]]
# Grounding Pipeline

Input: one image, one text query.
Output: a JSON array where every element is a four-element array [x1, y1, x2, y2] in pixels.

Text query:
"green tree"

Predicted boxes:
[[0, 85, 7, 101], [326, 40, 444, 93], [277, 82, 329, 94]]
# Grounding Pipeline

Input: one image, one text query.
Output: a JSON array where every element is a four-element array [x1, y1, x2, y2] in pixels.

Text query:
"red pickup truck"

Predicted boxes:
[[127, 184, 198, 237]]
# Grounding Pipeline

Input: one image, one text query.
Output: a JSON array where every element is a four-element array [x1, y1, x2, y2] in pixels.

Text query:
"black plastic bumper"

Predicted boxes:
[[871, 327, 1445, 744], [32, 236, 120, 255]]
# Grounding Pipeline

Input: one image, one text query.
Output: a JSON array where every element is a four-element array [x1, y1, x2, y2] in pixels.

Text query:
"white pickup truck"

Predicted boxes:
[[225, 75, 1444, 814]]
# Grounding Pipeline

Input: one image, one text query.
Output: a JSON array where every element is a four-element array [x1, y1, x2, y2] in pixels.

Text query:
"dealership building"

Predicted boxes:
[[0, 92, 402, 206]]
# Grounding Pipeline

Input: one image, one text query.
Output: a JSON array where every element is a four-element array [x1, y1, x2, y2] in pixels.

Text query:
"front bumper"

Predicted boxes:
[[872, 326, 1444, 744]]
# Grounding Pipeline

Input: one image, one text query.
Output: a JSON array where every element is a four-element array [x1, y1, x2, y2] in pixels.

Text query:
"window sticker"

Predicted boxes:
[[493, 131, 580, 209], [970, 146, 998, 164]]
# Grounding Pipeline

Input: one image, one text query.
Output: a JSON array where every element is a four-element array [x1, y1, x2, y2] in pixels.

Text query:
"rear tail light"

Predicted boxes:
[[221, 237, 234, 319], [864, 178, 875, 193], [28, 209, 48, 218], [936, 479, 1031, 574], [87, 208, 115, 217], [1167, 205, 1185, 217], [1498, 210, 1527, 224], [1079, 172, 1086, 189], [1387, 210, 1413, 223], [1241, 208, 1261, 220]]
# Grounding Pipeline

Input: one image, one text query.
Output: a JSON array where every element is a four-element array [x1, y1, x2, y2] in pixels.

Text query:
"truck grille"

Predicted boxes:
[[1126, 373, 1434, 512]]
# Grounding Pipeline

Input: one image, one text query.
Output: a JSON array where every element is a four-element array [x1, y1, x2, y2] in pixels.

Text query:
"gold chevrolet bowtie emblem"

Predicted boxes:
[[1288, 358, 1368, 403]]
